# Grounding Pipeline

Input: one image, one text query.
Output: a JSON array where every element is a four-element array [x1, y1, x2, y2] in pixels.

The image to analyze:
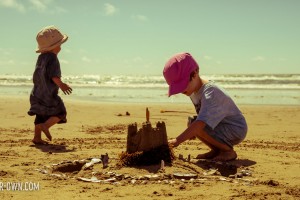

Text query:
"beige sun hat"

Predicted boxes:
[[36, 25, 68, 53]]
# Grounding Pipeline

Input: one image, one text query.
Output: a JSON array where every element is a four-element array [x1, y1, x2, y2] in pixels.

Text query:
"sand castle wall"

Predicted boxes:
[[127, 121, 168, 153]]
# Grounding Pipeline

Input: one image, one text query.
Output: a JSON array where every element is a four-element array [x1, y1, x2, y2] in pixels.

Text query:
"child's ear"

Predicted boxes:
[[192, 70, 197, 78]]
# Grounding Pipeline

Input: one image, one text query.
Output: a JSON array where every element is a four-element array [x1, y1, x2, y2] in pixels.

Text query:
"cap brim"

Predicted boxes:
[[168, 77, 189, 97], [36, 35, 68, 53]]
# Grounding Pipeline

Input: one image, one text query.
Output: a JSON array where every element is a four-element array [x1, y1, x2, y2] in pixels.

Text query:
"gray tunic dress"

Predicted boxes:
[[28, 53, 66, 122]]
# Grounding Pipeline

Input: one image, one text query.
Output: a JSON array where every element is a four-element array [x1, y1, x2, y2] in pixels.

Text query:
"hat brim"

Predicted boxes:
[[168, 77, 189, 97], [36, 34, 68, 53]]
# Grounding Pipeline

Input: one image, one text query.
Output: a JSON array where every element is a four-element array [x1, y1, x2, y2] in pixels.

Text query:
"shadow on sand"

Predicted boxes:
[[193, 158, 257, 177], [119, 158, 256, 176], [30, 143, 75, 153]]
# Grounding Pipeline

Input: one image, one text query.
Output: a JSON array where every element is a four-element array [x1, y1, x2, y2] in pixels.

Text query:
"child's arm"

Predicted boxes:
[[52, 77, 72, 95], [169, 120, 206, 147]]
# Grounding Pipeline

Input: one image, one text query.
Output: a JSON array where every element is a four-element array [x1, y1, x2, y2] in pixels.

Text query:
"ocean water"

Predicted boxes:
[[0, 74, 299, 105]]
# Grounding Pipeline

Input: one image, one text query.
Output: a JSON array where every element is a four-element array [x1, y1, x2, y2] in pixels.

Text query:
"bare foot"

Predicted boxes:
[[196, 150, 219, 159], [40, 124, 52, 141], [32, 139, 48, 145], [213, 150, 237, 161]]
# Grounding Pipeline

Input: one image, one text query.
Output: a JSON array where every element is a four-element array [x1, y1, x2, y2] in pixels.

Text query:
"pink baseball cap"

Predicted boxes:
[[163, 52, 199, 97]]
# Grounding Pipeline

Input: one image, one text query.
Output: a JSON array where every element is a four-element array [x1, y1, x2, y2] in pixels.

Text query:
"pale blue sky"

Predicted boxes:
[[0, 0, 299, 75]]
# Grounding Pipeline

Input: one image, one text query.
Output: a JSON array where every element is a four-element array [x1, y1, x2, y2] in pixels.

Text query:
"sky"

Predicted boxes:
[[0, 0, 300, 75]]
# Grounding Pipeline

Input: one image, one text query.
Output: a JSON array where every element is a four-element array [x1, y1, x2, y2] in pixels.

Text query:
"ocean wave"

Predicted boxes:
[[0, 74, 299, 90]]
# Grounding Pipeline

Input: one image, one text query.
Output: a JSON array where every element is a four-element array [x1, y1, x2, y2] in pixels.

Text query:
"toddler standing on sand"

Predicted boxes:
[[28, 25, 72, 145], [163, 52, 247, 161]]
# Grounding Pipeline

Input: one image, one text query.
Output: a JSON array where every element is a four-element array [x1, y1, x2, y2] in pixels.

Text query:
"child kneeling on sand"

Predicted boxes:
[[163, 52, 247, 161], [28, 26, 72, 145]]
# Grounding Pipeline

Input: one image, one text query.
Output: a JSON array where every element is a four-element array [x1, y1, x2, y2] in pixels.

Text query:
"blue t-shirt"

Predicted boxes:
[[190, 81, 247, 130]]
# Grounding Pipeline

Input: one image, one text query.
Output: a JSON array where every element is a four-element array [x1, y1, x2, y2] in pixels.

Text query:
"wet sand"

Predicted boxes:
[[0, 96, 299, 199]]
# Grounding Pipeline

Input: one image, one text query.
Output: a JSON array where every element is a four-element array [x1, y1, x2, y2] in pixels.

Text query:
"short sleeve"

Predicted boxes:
[[196, 85, 228, 129]]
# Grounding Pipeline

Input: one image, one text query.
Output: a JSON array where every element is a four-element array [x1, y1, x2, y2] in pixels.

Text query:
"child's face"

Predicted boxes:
[[182, 81, 196, 96], [182, 72, 199, 96], [51, 45, 61, 55]]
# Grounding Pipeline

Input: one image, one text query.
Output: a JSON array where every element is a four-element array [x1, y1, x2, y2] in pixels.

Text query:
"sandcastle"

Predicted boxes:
[[119, 108, 174, 166], [127, 121, 168, 153]]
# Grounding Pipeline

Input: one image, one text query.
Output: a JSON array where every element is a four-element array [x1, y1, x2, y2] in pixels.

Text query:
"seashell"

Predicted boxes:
[[104, 178, 117, 183], [203, 169, 217, 176], [124, 174, 131, 179], [35, 169, 48, 174], [236, 173, 243, 178], [151, 175, 160, 181], [144, 175, 151, 179], [195, 178, 208, 182], [50, 173, 67, 180], [228, 174, 235, 179], [173, 172, 198, 180], [141, 180, 148, 185], [77, 176, 101, 183], [131, 179, 137, 184], [83, 162, 94, 170], [107, 171, 116, 177], [91, 158, 101, 163], [241, 170, 251, 176], [169, 180, 175, 185], [115, 174, 124, 180], [144, 174, 160, 181]]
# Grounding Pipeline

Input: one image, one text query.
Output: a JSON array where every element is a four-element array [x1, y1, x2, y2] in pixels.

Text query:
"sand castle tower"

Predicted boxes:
[[127, 121, 168, 153], [119, 108, 173, 166], [127, 108, 168, 153]]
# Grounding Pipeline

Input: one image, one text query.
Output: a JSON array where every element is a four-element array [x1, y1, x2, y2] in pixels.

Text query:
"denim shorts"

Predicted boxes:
[[204, 123, 247, 148]]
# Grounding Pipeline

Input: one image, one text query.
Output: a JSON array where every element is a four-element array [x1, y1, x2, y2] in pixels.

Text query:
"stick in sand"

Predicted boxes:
[[146, 107, 150, 122], [160, 110, 193, 114]]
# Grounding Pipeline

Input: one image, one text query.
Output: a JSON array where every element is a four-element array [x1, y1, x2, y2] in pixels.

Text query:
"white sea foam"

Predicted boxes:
[[1, 74, 299, 90], [1, 74, 299, 105]]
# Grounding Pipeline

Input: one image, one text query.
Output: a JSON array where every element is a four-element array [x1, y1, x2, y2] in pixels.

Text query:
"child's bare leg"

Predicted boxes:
[[32, 124, 48, 144], [195, 137, 219, 159], [173, 121, 236, 161], [41, 116, 61, 141], [197, 134, 237, 161], [196, 133, 237, 161]]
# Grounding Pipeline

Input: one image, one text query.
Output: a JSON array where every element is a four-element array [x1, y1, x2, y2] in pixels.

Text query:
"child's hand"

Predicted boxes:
[[52, 77, 72, 95], [59, 83, 72, 95], [168, 138, 179, 147]]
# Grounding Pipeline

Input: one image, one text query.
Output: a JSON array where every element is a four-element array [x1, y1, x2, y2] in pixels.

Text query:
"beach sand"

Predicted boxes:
[[0, 96, 299, 199]]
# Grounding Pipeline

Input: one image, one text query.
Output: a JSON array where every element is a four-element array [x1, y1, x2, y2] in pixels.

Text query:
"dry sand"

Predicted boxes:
[[0, 96, 299, 199]]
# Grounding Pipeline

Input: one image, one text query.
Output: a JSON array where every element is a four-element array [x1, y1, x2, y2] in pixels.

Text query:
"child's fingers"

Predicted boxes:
[[65, 89, 72, 95], [61, 84, 72, 95]]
